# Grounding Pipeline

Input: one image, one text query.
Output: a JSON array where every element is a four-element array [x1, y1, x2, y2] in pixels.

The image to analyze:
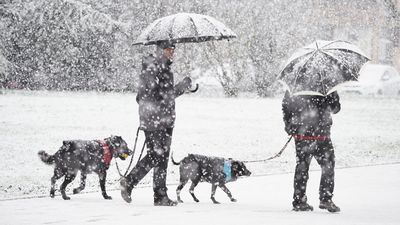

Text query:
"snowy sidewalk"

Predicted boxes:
[[1, 164, 399, 225]]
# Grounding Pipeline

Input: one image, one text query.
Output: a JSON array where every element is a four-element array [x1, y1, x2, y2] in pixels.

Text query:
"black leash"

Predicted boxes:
[[115, 127, 146, 178], [243, 136, 293, 163], [114, 83, 198, 178]]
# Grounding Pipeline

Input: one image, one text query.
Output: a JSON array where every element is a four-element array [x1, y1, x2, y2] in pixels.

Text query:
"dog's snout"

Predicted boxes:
[[243, 169, 251, 176]]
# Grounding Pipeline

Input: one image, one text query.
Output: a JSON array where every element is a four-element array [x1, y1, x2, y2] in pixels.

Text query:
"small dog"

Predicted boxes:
[[172, 154, 251, 204], [38, 135, 131, 200]]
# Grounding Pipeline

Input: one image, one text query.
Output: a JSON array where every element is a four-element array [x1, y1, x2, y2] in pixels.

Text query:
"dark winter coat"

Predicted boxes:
[[282, 91, 341, 136], [136, 54, 191, 131]]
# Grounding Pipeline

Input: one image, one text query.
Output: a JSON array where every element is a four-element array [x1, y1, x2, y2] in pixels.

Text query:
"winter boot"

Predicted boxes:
[[154, 195, 178, 206], [292, 202, 314, 211], [319, 200, 340, 213], [120, 177, 132, 203]]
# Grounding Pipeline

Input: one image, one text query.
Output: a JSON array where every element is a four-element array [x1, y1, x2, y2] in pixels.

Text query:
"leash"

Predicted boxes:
[[243, 136, 293, 163], [115, 127, 146, 178]]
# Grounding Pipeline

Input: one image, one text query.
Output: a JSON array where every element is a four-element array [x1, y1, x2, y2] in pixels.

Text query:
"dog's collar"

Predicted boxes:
[[99, 140, 113, 166]]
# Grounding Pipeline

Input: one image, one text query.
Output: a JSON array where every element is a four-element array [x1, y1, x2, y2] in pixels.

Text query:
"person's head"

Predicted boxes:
[[156, 41, 176, 63], [163, 47, 175, 60]]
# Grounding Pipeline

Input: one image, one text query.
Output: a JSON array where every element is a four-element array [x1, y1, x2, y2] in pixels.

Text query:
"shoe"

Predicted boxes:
[[319, 200, 340, 213], [120, 178, 132, 203], [154, 196, 178, 206], [292, 202, 314, 211]]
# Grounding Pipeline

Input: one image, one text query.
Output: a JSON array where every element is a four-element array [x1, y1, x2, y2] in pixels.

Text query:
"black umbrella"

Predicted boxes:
[[133, 12, 237, 45], [278, 40, 370, 96]]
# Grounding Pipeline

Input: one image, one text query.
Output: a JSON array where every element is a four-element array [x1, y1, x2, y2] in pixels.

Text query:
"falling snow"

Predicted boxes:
[[0, 0, 400, 224]]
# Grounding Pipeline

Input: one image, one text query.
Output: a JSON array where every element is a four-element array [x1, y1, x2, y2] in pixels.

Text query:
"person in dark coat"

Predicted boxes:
[[120, 41, 193, 206], [282, 90, 341, 212]]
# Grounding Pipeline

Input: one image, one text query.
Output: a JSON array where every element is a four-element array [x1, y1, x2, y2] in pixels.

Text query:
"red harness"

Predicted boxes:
[[99, 140, 113, 166], [293, 134, 329, 141]]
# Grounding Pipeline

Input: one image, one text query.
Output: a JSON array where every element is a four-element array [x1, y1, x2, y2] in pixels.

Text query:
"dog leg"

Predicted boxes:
[[73, 172, 87, 194], [176, 179, 188, 203], [99, 171, 112, 200], [219, 183, 236, 202], [50, 169, 63, 198], [60, 173, 76, 200], [189, 180, 200, 202], [211, 183, 220, 204]]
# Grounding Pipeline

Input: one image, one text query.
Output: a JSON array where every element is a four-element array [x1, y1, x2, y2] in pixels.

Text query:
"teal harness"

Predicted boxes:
[[223, 160, 232, 182]]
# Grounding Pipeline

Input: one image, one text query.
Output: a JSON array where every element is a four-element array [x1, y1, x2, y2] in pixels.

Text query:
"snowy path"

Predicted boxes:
[[1, 163, 399, 225]]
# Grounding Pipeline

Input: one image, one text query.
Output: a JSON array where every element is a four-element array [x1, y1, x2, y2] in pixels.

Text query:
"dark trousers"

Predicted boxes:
[[293, 138, 335, 205], [126, 128, 173, 198]]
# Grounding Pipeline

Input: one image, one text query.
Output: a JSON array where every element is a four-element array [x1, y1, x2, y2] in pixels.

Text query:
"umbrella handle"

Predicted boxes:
[[189, 83, 199, 93]]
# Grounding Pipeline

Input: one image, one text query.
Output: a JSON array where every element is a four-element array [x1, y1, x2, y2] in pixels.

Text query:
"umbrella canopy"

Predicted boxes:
[[277, 40, 370, 96], [133, 13, 237, 45]]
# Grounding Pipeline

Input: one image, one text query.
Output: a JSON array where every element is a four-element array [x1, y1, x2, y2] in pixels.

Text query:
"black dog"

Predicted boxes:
[[172, 154, 251, 204], [38, 135, 130, 200]]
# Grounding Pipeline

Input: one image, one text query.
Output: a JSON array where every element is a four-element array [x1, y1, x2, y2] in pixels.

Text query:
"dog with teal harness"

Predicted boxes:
[[172, 153, 251, 204]]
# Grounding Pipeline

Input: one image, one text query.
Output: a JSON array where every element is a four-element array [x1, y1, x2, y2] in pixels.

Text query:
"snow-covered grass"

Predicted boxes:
[[0, 90, 400, 200]]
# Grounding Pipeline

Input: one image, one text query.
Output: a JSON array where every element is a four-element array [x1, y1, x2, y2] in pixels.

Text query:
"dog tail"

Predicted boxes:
[[170, 152, 180, 165], [38, 151, 55, 165]]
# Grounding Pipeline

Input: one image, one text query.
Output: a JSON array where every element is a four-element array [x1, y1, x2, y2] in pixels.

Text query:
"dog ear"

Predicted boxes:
[[117, 136, 124, 142], [111, 135, 121, 141], [117, 136, 124, 143], [231, 161, 239, 169], [239, 162, 247, 170]]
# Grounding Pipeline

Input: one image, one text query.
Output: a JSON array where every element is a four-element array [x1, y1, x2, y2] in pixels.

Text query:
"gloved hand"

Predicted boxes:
[[326, 91, 341, 114], [285, 124, 297, 135], [326, 91, 340, 104], [182, 76, 192, 90], [174, 76, 194, 97]]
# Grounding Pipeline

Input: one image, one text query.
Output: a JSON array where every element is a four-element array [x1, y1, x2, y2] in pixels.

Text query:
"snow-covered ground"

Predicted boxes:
[[1, 164, 399, 225], [0, 90, 399, 224]]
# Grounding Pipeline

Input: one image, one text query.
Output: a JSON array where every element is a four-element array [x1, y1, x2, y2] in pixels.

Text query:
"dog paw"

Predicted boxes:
[[73, 188, 80, 194], [211, 197, 220, 204], [231, 198, 237, 202], [50, 189, 55, 198], [62, 196, 71, 200], [103, 195, 112, 200], [178, 199, 184, 203]]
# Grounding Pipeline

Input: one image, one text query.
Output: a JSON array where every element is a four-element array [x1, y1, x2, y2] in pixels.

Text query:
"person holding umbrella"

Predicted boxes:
[[120, 12, 237, 206], [282, 90, 341, 212], [278, 40, 370, 212], [120, 41, 193, 206]]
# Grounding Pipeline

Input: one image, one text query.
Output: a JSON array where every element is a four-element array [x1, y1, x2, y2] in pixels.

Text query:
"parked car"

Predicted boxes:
[[338, 64, 400, 96]]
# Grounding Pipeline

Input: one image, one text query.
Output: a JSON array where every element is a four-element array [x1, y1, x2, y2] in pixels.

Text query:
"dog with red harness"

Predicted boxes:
[[38, 135, 131, 200]]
